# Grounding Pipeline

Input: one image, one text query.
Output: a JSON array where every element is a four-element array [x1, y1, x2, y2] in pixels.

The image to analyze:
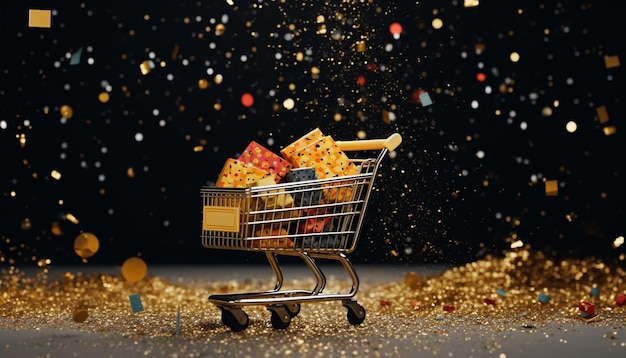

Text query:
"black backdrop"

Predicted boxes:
[[1, 1, 624, 266]]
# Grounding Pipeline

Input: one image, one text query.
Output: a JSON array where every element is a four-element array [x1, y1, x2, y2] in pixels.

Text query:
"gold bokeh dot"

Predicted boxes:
[[60, 105, 73, 119], [121, 257, 148, 282], [198, 78, 209, 89], [73, 232, 100, 259], [98, 92, 110, 103]]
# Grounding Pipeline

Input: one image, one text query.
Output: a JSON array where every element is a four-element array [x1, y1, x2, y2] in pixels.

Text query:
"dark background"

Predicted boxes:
[[1, 1, 624, 267]]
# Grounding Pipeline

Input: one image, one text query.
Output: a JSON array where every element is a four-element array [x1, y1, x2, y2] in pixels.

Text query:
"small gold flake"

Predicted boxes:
[[596, 105, 609, 123], [604, 55, 620, 69], [545, 179, 558, 196]]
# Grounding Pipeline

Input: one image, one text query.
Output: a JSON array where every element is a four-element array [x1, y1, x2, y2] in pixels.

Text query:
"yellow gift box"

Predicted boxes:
[[252, 228, 294, 248], [215, 158, 269, 188], [253, 176, 294, 208]]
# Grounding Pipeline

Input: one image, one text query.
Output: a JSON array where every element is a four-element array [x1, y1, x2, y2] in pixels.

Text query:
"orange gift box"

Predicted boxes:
[[289, 135, 359, 179], [215, 158, 269, 188], [280, 128, 324, 164], [252, 228, 294, 248], [238, 141, 292, 183]]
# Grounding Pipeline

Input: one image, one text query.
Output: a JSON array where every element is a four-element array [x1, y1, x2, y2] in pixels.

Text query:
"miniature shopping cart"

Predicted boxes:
[[200, 133, 402, 331]]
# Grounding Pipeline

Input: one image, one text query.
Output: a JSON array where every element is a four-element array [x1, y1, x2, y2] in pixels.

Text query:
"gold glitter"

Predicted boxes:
[[596, 105, 610, 124], [604, 55, 620, 69], [60, 105, 74, 119]]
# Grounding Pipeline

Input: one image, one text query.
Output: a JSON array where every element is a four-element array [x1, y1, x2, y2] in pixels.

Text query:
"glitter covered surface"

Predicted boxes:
[[2, 250, 625, 357]]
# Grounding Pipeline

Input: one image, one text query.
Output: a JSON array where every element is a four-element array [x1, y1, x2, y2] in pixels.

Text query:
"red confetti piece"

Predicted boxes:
[[379, 300, 392, 307], [578, 301, 595, 315], [443, 305, 455, 312], [616, 293, 626, 306], [484, 298, 496, 305], [410, 300, 421, 309]]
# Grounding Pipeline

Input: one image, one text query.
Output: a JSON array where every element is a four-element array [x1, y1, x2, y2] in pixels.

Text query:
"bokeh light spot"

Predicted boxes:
[[121, 257, 148, 282], [73, 232, 100, 259]]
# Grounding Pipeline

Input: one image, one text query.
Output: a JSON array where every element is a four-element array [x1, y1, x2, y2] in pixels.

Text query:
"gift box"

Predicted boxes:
[[252, 228, 294, 248], [280, 128, 325, 164], [284, 167, 322, 208], [238, 141, 292, 183], [253, 176, 294, 208], [289, 135, 359, 179], [215, 158, 269, 188]]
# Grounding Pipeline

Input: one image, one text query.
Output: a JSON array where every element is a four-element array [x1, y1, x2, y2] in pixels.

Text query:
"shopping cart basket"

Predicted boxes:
[[200, 133, 402, 331]]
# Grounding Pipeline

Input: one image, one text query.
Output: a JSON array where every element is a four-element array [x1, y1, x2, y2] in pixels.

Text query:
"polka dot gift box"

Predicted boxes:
[[237, 141, 292, 183]]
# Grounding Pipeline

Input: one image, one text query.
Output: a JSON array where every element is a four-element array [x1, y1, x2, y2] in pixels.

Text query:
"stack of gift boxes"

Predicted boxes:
[[214, 128, 359, 249]]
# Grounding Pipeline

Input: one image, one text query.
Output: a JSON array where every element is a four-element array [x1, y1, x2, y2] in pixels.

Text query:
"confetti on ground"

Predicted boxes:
[[128, 294, 144, 313]]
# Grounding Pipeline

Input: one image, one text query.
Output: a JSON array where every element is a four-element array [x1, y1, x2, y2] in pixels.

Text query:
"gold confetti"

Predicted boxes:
[[28, 9, 52, 28], [72, 308, 89, 323], [596, 105, 609, 124], [73, 232, 100, 259], [604, 55, 620, 69], [602, 126, 616, 136], [545, 179, 558, 196], [60, 105, 74, 119], [121, 257, 148, 282]]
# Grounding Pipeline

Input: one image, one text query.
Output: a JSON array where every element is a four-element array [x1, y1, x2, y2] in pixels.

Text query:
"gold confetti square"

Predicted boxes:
[[545, 180, 558, 197], [28, 9, 52, 28], [604, 55, 620, 69], [596, 105, 609, 123], [602, 126, 616, 136]]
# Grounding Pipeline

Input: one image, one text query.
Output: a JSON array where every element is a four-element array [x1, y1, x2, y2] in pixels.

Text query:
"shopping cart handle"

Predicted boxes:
[[335, 133, 402, 152]]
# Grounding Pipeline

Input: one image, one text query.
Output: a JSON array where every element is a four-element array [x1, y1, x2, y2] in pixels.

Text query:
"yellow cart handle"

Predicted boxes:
[[335, 133, 402, 152]]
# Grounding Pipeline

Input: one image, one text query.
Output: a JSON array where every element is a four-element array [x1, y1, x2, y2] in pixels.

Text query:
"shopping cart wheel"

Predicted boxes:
[[267, 304, 293, 329], [286, 303, 301, 317], [220, 306, 249, 332], [342, 300, 366, 325]]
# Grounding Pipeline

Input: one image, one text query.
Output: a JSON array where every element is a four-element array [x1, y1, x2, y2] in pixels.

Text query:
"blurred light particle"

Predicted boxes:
[[604, 55, 620, 69], [355, 40, 366, 52], [51, 222, 63, 236], [541, 106, 552, 117], [128, 294, 144, 313], [121, 257, 148, 282], [51, 170, 62, 180], [20, 218, 32, 230], [65, 213, 80, 224], [73, 232, 100, 259], [379, 299, 391, 307], [510, 240, 523, 249], [126, 167, 135, 178], [510, 52, 521, 63], [496, 288, 507, 297], [616, 293, 626, 306], [28, 9, 52, 28], [431, 18, 443, 30], [282, 98, 295, 110], [565, 121, 577, 133], [382, 110, 396, 124], [389, 22, 402, 39], [72, 308, 89, 323], [60, 105, 74, 119], [476, 72, 486, 82], [193, 145, 204, 152], [596, 105, 609, 124], [404, 271, 421, 289], [171, 44, 180, 60], [198, 78, 209, 89], [464, 0, 480, 7], [484, 298, 496, 305], [589, 286, 599, 298], [215, 23, 226, 36], [613, 236, 624, 249], [443, 305, 455, 312], [419, 92, 433, 106], [241, 93, 254, 107], [98, 92, 110, 103], [602, 126, 616, 136], [357, 130, 367, 140], [544, 180, 558, 196], [70, 48, 83, 65], [537, 293, 550, 304], [214, 74, 224, 84], [18, 133, 26, 148]]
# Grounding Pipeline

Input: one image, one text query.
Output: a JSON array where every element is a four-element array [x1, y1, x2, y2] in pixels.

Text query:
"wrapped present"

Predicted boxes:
[[280, 128, 325, 164], [215, 158, 269, 188], [252, 228, 293, 248], [289, 135, 359, 179], [253, 176, 294, 208], [284, 167, 323, 208], [297, 207, 331, 234], [238, 141, 292, 183]]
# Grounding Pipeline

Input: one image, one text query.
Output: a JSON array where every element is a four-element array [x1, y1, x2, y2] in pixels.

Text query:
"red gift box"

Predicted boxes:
[[238, 141, 292, 183]]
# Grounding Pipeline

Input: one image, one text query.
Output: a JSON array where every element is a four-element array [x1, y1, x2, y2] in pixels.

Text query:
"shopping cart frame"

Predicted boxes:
[[200, 133, 402, 331]]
